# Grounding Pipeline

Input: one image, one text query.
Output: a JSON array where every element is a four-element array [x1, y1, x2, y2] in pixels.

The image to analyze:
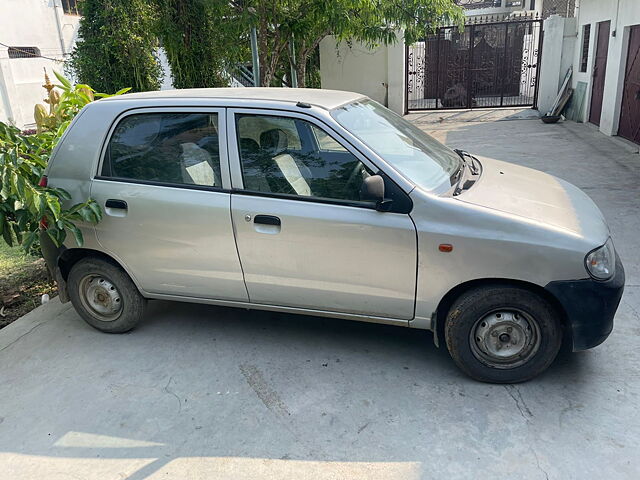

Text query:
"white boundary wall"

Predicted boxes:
[[319, 34, 405, 115]]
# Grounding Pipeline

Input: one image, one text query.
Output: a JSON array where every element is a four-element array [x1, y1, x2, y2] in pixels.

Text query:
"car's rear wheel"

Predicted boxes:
[[68, 257, 146, 333], [444, 285, 562, 383]]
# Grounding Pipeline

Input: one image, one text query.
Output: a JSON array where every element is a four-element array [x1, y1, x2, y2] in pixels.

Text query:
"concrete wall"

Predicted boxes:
[[572, 0, 640, 136], [319, 35, 405, 115], [537, 15, 577, 114], [0, 0, 80, 128]]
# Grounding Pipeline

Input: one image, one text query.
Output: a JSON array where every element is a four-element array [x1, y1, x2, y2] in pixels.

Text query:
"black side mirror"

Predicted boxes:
[[361, 175, 393, 212]]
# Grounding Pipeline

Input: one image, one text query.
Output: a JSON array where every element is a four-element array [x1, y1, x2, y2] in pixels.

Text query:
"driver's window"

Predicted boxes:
[[236, 113, 372, 202]]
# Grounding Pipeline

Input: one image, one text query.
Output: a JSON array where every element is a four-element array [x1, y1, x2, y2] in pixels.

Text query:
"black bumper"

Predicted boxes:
[[545, 253, 625, 351]]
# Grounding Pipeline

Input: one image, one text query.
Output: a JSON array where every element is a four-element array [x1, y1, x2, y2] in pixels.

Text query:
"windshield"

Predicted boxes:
[[331, 100, 461, 192]]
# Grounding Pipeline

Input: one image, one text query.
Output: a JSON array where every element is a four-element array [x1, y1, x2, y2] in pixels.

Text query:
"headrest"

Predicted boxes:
[[239, 137, 260, 154], [260, 129, 288, 153]]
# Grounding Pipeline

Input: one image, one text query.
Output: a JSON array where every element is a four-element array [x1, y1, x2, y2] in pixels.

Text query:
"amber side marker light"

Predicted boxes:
[[439, 244, 453, 252]]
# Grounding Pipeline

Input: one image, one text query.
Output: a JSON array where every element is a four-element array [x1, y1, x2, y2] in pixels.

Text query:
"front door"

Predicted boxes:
[[619, 24, 640, 145], [91, 108, 248, 302], [227, 109, 417, 320], [589, 21, 611, 126]]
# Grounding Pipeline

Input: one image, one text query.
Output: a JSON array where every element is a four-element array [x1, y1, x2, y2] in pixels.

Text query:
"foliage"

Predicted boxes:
[[155, 0, 250, 88], [230, 0, 464, 87], [0, 72, 129, 252], [68, 0, 163, 92]]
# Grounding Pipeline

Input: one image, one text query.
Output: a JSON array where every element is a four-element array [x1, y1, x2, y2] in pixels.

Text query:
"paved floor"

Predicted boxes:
[[1, 110, 639, 479]]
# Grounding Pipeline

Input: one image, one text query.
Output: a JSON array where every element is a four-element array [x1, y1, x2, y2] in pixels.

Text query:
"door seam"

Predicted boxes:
[[229, 191, 252, 303]]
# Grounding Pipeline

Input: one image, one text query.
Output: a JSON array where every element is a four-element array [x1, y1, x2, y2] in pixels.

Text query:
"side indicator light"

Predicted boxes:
[[439, 244, 453, 253]]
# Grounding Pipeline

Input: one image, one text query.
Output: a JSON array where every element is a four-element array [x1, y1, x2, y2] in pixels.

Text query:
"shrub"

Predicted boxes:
[[0, 71, 129, 252]]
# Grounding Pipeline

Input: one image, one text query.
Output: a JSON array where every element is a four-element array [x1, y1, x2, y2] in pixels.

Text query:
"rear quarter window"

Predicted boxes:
[[101, 113, 222, 187]]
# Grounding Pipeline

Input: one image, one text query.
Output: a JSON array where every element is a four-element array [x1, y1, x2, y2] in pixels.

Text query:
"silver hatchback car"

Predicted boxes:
[[40, 88, 624, 383]]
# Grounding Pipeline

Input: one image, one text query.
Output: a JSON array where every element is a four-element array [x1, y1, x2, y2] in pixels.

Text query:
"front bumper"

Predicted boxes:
[[545, 253, 625, 351]]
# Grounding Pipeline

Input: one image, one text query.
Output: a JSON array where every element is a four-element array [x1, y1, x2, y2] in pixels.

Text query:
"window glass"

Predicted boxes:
[[236, 114, 372, 202], [331, 99, 460, 193], [103, 113, 222, 187], [311, 125, 347, 152]]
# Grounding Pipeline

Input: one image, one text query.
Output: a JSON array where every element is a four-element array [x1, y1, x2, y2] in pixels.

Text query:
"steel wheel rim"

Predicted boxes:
[[78, 274, 123, 322], [469, 309, 541, 369]]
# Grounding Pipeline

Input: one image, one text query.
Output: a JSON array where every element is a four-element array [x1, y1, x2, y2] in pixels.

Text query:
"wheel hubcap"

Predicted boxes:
[[79, 275, 122, 322], [470, 310, 541, 369]]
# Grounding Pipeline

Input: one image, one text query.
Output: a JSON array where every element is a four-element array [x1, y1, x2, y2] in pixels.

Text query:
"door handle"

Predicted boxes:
[[105, 199, 128, 210], [254, 215, 281, 226]]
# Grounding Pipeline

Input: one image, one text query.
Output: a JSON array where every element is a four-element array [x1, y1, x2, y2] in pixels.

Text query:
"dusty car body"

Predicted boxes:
[[40, 88, 625, 383]]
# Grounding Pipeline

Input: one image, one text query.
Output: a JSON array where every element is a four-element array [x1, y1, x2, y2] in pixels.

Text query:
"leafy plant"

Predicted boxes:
[[155, 0, 249, 89], [68, 0, 163, 93], [0, 72, 129, 252]]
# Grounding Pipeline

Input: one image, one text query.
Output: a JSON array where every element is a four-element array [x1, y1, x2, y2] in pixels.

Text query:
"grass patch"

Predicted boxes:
[[0, 243, 56, 328]]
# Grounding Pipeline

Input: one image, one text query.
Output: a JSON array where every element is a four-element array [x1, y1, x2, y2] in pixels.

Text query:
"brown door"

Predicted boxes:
[[589, 21, 611, 126], [619, 25, 640, 145]]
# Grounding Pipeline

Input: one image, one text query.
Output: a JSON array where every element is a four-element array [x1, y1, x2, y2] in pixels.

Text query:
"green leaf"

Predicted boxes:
[[45, 227, 60, 247], [68, 224, 84, 246], [46, 195, 62, 221], [87, 200, 103, 222], [22, 231, 38, 253], [2, 222, 13, 246], [53, 70, 72, 89]]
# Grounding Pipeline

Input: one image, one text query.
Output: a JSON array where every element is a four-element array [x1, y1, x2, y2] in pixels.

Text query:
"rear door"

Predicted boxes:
[[91, 107, 248, 302], [227, 109, 417, 320]]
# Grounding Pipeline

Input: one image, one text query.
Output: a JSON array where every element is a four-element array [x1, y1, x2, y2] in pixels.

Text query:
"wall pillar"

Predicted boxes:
[[386, 32, 405, 115], [537, 15, 568, 115]]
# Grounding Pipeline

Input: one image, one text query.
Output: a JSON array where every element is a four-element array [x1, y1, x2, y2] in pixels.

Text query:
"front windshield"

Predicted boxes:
[[331, 100, 461, 192]]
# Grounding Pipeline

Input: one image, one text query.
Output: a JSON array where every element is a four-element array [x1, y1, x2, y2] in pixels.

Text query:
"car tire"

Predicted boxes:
[[444, 285, 562, 383], [68, 257, 147, 333]]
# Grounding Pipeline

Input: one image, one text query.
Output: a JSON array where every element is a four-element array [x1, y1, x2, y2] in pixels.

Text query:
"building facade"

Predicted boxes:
[[571, 0, 640, 144], [0, 0, 81, 128]]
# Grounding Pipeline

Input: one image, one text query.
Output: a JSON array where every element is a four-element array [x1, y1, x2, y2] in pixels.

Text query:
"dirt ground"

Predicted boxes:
[[0, 252, 56, 328]]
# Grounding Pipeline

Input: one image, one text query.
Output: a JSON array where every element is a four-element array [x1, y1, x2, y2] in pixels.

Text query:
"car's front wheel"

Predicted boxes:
[[68, 257, 147, 333], [444, 285, 562, 383]]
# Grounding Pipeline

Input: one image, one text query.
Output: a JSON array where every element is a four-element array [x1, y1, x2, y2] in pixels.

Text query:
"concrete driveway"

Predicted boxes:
[[1, 111, 639, 479]]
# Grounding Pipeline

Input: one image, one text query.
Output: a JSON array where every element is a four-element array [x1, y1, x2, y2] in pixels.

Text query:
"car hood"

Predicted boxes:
[[457, 156, 609, 242]]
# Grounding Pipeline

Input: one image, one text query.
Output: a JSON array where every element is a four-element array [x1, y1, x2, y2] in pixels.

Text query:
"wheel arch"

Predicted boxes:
[[433, 278, 571, 349], [57, 248, 145, 296]]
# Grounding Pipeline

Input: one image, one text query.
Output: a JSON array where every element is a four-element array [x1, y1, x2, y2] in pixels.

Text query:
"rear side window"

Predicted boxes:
[[101, 113, 222, 187]]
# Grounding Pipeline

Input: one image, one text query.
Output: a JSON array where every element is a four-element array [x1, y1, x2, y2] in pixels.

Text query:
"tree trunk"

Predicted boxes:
[[296, 56, 307, 88]]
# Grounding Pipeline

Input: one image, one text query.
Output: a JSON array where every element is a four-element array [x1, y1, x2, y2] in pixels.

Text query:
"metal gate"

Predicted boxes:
[[405, 14, 543, 111]]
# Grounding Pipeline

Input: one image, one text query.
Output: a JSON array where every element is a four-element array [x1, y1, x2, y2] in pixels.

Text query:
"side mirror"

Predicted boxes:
[[361, 175, 393, 212]]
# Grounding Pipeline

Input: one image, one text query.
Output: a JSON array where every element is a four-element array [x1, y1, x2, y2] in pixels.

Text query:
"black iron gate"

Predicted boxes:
[[405, 14, 543, 111]]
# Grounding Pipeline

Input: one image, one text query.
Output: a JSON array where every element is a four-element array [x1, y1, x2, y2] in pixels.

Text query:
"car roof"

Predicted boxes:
[[99, 87, 367, 111]]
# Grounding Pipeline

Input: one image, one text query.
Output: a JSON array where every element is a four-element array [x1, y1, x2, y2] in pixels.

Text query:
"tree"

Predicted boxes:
[[155, 0, 250, 88], [68, 0, 162, 92], [231, 0, 464, 87]]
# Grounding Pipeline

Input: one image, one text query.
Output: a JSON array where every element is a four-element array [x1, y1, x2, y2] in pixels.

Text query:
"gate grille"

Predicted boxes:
[[406, 14, 543, 111]]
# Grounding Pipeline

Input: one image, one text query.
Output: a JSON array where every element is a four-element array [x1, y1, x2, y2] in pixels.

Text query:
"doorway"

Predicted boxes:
[[589, 21, 611, 126], [618, 25, 640, 145]]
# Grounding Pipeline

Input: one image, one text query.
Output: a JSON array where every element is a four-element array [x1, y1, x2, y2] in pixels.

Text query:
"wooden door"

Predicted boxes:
[[619, 25, 640, 145], [589, 21, 611, 126]]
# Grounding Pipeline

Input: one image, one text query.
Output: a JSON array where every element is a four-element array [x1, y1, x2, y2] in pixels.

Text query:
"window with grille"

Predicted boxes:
[[580, 24, 591, 72], [61, 0, 79, 15], [7, 47, 41, 59]]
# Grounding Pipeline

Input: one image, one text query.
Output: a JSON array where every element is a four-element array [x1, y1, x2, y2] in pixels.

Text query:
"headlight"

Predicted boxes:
[[585, 238, 616, 280]]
